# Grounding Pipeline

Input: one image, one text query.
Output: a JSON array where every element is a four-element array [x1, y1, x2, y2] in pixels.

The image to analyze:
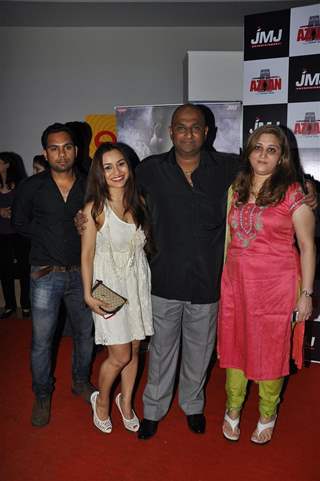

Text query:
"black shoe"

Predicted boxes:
[[31, 396, 51, 427], [0, 308, 16, 319], [72, 381, 96, 403], [137, 418, 158, 440], [186, 414, 206, 434], [22, 308, 31, 318]]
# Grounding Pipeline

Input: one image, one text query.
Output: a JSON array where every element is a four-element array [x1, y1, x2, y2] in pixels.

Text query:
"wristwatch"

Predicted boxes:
[[301, 289, 313, 297]]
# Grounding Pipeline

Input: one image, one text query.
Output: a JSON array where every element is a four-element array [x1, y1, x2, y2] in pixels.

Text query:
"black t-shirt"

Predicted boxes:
[[136, 148, 241, 304]]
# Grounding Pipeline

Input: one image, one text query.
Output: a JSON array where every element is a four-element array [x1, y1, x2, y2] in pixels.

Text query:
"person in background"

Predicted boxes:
[[81, 142, 153, 434], [33, 154, 49, 174], [0, 151, 31, 319], [218, 125, 316, 444], [12, 123, 95, 427]]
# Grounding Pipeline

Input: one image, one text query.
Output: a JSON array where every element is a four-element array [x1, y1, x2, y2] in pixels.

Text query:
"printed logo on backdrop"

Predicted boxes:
[[290, 4, 320, 56], [243, 58, 289, 105], [242, 105, 287, 146], [249, 118, 281, 133], [289, 55, 320, 103], [294, 112, 320, 136], [85, 114, 117, 158], [250, 69, 282, 94], [244, 9, 290, 61], [287, 102, 320, 149], [297, 15, 320, 43]]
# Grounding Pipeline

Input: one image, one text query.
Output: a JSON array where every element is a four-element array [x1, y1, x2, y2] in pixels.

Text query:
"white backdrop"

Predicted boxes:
[[186, 51, 243, 102]]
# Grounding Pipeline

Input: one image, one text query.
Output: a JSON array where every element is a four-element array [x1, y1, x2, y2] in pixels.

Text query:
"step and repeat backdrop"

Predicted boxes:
[[243, 3, 320, 181], [243, 3, 320, 363]]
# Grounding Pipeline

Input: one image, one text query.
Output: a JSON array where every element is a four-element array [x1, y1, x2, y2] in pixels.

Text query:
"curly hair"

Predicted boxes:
[[84, 142, 155, 258], [234, 126, 298, 206]]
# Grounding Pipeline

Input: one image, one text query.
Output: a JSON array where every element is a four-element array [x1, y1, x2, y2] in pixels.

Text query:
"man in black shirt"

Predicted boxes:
[[12, 123, 94, 427], [137, 104, 240, 439]]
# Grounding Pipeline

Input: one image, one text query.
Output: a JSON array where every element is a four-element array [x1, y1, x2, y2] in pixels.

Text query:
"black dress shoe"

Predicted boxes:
[[22, 308, 31, 318], [0, 308, 16, 319], [186, 414, 206, 434], [137, 418, 158, 440]]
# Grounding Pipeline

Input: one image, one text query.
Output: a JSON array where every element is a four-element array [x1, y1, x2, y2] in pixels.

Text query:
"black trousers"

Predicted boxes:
[[0, 233, 31, 309]]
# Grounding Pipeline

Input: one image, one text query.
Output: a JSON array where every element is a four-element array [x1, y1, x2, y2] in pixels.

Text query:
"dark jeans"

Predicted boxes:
[[0, 233, 30, 309], [30, 267, 94, 399]]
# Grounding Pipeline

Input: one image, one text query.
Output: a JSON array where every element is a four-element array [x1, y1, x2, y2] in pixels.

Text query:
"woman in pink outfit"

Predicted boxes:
[[218, 126, 316, 444]]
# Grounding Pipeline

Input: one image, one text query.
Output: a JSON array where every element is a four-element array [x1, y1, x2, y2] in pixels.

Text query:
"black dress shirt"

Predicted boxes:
[[136, 148, 241, 304], [12, 170, 86, 266]]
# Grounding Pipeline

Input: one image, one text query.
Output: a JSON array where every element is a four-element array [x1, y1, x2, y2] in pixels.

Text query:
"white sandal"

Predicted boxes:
[[222, 411, 240, 441], [90, 391, 112, 434], [251, 415, 277, 444], [115, 393, 140, 432]]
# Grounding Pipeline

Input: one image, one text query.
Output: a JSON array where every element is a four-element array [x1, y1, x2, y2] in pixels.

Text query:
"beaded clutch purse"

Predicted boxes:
[[91, 280, 127, 317]]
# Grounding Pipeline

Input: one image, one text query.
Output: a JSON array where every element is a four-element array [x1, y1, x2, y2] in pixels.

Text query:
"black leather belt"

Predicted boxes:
[[31, 265, 80, 280]]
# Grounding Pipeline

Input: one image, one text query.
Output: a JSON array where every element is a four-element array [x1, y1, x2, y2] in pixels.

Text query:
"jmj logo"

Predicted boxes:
[[294, 112, 320, 135], [251, 27, 282, 47], [250, 69, 282, 93], [249, 117, 281, 134], [296, 70, 320, 90], [297, 15, 320, 43]]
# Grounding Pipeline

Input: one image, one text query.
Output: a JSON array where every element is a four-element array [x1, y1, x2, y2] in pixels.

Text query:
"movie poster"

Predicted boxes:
[[115, 102, 242, 161]]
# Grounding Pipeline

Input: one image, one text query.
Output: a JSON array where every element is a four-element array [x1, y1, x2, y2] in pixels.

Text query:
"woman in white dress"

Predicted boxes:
[[81, 142, 154, 434]]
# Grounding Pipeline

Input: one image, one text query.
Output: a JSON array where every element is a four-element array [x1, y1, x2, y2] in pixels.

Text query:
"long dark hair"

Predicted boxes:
[[0, 151, 27, 189], [84, 142, 155, 257], [234, 126, 298, 206]]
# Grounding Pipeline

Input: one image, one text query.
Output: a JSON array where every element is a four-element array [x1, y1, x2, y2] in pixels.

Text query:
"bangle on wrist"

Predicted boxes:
[[301, 289, 313, 297]]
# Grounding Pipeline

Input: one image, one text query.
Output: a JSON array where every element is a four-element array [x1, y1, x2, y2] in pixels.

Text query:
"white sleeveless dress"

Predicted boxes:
[[92, 203, 153, 345]]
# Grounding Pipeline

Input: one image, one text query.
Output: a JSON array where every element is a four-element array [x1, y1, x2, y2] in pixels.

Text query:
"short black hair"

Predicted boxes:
[[41, 122, 76, 149]]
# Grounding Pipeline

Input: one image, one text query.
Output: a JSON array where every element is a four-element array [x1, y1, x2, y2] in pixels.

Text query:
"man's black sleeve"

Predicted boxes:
[[12, 179, 35, 238]]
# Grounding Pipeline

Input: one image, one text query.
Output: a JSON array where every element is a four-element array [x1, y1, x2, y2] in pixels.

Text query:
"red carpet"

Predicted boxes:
[[1, 317, 319, 481]]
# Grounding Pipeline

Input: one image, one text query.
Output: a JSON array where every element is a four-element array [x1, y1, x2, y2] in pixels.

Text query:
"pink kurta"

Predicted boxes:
[[218, 183, 304, 380]]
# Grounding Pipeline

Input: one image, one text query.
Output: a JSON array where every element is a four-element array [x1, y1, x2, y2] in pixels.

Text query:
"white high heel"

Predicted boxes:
[[90, 391, 112, 434], [115, 393, 140, 432]]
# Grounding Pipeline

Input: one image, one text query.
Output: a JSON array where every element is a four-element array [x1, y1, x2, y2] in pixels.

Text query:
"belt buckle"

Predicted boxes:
[[65, 265, 72, 272]]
